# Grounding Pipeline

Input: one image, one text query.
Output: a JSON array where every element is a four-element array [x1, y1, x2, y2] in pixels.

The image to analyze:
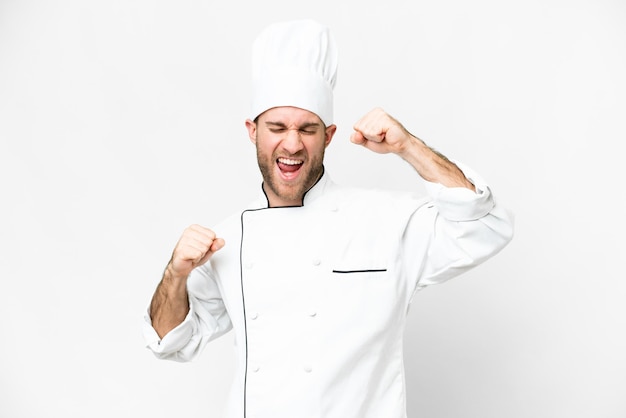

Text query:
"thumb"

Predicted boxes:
[[350, 130, 390, 154], [350, 131, 367, 145], [197, 238, 225, 266], [210, 238, 226, 253]]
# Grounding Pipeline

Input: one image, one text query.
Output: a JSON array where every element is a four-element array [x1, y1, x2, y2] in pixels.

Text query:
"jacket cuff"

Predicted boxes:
[[423, 161, 495, 221], [142, 300, 195, 355]]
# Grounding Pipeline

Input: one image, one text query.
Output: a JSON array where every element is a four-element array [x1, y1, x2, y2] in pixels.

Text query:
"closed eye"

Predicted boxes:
[[265, 121, 321, 135]]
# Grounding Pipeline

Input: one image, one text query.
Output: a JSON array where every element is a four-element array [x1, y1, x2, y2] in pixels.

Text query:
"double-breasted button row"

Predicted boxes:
[[250, 364, 313, 373], [247, 310, 317, 320], [243, 257, 321, 269]]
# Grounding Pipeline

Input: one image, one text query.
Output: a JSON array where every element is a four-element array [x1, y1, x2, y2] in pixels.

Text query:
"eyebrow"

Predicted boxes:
[[265, 121, 322, 130]]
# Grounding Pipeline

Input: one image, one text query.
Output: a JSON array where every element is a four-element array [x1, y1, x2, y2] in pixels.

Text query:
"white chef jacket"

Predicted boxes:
[[143, 164, 513, 418]]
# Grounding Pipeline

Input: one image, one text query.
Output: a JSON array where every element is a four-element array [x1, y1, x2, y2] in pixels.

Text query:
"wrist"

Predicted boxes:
[[163, 263, 189, 293], [397, 134, 427, 163]]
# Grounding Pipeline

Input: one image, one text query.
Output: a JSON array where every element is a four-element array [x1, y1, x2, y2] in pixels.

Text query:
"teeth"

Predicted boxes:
[[278, 158, 303, 165]]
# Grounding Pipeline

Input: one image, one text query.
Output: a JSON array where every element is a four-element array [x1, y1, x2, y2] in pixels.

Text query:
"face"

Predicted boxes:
[[246, 106, 336, 207]]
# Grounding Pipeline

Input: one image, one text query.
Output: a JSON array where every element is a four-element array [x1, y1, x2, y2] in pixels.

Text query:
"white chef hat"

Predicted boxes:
[[250, 19, 338, 126]]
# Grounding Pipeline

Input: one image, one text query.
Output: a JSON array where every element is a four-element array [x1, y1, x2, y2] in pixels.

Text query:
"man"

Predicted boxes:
[[143, 19, 513, 418]]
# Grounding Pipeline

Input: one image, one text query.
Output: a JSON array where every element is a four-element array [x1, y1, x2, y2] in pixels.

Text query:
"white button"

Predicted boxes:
[[250, 312, 259, 320], [303, 365, 312, 373], [245, 262, 254, 269], [308, 311, 317, 317], [252, 365, 260, 373], [312, 258, 321, 266]]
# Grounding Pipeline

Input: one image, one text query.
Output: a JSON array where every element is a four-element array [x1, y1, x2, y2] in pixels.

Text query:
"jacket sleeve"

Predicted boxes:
[[406, 161, 514, 289], [142, 265, 233, 362]]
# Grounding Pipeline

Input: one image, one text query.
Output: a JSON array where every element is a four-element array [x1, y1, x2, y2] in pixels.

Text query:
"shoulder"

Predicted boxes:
[[328, 181, 429, 213]]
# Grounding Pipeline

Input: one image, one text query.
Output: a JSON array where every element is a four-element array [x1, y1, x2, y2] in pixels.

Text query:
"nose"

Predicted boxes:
[[281, 129, 304, 155]]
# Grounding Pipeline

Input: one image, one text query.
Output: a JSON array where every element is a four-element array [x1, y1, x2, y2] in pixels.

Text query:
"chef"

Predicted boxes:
[[143, 19, 514, 418]]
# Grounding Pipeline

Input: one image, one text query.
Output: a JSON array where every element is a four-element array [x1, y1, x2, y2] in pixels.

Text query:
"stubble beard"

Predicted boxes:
[[257, 147, 325, 206]]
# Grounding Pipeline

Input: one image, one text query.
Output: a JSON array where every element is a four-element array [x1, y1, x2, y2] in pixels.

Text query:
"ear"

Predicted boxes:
[[324, 124, 337, 148], [245, 119, 257, 144]]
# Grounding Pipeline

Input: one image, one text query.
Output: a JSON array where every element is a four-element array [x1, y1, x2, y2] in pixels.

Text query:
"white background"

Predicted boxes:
[[1, 0, 625, 417]]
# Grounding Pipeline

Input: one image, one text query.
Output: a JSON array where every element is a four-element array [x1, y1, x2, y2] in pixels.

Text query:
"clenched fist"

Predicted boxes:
[[167, 224, 225, 280], [350, 108, 417, 156]]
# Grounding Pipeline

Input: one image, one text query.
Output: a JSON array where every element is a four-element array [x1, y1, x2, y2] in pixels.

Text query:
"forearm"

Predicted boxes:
[[398, 135, 475, 192], [149, 265, 190, 339]]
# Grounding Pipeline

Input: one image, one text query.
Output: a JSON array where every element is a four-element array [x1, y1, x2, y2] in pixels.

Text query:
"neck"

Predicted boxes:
[[263, 169, 324, 208], [264, 186, 304, 208]]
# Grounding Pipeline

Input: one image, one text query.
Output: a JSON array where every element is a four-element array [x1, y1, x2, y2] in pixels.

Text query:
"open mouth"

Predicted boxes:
[[277, 157, 303, 179]]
